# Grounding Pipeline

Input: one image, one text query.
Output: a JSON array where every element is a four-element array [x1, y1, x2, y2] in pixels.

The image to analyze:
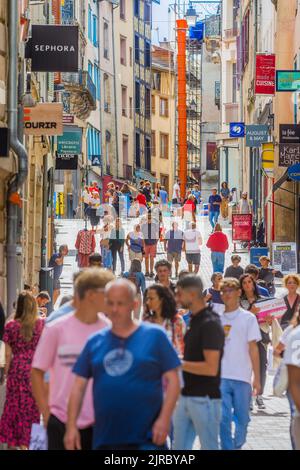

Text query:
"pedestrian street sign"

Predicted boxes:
[[229, 122, 245, 138], [91, 155, 101, 167], [246, 125, 269, 147]]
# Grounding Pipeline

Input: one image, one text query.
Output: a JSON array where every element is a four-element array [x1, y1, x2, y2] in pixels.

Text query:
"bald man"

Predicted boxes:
[[65, 279, 181, 451]]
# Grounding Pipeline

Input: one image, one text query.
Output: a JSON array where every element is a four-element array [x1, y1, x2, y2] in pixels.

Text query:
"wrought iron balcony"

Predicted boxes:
[[61, 71, 97, 120]]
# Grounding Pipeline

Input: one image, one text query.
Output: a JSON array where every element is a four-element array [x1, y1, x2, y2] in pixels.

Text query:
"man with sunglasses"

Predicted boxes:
[[31, 268, 115, 450], [219, 278, 261, 450]]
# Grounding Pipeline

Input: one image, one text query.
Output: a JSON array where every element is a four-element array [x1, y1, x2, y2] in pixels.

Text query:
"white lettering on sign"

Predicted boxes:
[[34, 45, 76, 52]]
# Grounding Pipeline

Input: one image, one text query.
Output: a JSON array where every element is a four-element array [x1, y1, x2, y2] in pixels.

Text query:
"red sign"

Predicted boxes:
[[232, 214, 253, 241], [63, 114, 75, 124], [255, 54, 276, 95]]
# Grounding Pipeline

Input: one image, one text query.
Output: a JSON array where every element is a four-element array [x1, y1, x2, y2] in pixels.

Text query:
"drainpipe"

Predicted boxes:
[[7, 0, 28, 314]]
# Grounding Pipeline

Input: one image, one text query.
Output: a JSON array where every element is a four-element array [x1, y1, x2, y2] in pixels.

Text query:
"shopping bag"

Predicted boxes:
[[29, 423, 48, 450]]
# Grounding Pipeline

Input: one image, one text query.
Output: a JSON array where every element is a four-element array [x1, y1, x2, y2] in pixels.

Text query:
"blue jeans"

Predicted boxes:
[[287, 391, 296, 450], [211, 252, 225, 273], [209, 211, 219, 229], [173, 395, 222, 450], [220, 379, 252, 450]]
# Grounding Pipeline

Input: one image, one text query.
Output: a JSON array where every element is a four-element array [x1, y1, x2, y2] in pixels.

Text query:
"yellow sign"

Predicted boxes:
[[24, 103, 63, 136], [262, 143, 274, 169]]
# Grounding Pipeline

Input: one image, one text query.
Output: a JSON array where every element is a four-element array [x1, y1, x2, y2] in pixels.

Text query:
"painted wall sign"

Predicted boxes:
[[255, 54, 276, 95], [23, 103, 63, 136]]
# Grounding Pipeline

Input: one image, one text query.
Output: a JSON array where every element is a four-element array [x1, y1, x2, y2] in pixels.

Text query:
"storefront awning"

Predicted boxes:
[[135, 168, 157, 183]]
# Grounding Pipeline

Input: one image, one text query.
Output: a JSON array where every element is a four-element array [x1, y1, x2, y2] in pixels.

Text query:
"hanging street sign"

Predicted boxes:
[[262, 143, 274, 177], [27, 25, 79, 73], [276, 70, 300, 92], [279, 144, 300, 167], [23, 103, 63, 136], [287, 163, 300, 181], [91, 155, 102, 167], [246, 125, 269, 147], [55, 153, 78, 170], [279, 124, 300, 144], [229, 122, 245, 138], [255, 54, 276, 95], [57, 128, 82, 154]]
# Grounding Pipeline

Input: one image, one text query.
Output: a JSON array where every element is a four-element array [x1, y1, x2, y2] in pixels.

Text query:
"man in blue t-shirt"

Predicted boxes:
[[208, 188, 222, 231], [64, 279, 181, 451], [159, 186, 169, 212], [164, 222, 184, 278]]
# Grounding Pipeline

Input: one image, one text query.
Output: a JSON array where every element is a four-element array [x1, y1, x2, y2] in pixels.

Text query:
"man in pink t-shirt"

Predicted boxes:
[[31, 268, 115, 450]]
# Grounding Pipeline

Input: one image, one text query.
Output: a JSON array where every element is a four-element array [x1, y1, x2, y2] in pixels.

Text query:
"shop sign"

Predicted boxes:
[[246, 125, 269, 147], [206, 142, 219, 170], [276, 70, 300, 92], [287, 163, 300, 181], [55, 153, 78, 170], [229, 122, 245, 138], [62, 114, 75, 125], [91, 155, 101, 167], [232, 214, 252, 241], [27, 25, 79, 73], [279, 124, 300, 144], [261, 143, 274, 176], [279, 144, 300, 167], [255, 54, 276, 95], [272, 242, 298, 274], [24, 103, 63, 136], [57, 128, 82, 154]]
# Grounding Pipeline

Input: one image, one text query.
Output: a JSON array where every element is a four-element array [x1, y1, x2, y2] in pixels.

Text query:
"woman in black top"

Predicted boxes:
[[280, 274, 300, 330], [258, 256, 283, 296], [240, 274, 271, 410]]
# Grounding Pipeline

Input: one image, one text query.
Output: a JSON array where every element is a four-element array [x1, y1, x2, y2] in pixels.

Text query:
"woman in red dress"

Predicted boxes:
[[0, 292, 45, 449]]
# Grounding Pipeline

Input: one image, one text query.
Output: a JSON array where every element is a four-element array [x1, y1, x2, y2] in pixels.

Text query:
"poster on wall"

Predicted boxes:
[[272, 242, 298, 274], [206, 142, 219, 170], [255, 54, 276, 95], [232, 214, 253, 241]]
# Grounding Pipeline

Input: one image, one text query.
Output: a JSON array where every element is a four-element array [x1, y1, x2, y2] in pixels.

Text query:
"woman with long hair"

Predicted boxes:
[[220, 182, 230, 219], [0, 292, 45, 449], [240, 274, 273, 411], [280, 274, 300, 331], [143, 285, 186, 357]]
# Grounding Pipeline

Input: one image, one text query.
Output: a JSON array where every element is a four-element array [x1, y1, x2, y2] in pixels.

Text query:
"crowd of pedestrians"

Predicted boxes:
[[0, 179, 299, 451]]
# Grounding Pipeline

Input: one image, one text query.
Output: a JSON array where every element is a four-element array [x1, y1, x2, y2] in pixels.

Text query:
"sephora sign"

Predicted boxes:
[[27, 25, 79, 72]]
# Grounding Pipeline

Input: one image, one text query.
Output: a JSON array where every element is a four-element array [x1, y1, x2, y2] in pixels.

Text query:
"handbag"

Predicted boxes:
[[273, 362, 288, 397]]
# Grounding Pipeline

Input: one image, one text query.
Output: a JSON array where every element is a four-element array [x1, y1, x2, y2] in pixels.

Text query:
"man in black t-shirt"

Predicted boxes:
[[173, 275, 225, 450]]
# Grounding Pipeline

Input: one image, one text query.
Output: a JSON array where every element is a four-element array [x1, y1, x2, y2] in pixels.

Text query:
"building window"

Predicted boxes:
[[144, 2, 151, 24], [122, 86, 127, 116], [94, 64, 100, 100], [120, 36, 127, 65], [129, 47, 133, 67], [88, 61, 93, 81], [135, 34, 139, 63], [120, 0, 126, 20], [160, 133, 169, 159], [129, 97, 133, 119], [232, 63, 237, 103], [135, 132, 141, 167], [135, 81, 140, 114], [151, 131, 156, 156], [160, 174, 169, 194], [104, 73, 110, 112], [87, 125, 101, 162], [134, 0, 139, 17], [145, 40, 151, 68], [152, 72, 161, 91], [152, 95, 155, 114], [104, 22, 109, 59], [159, 98, 169, 117], [88, 5, 92, 42], [122, 134, 129, 165], [145, 87, 151, 118], [92, 14, 98, 47], [145, 137, 151, 171]]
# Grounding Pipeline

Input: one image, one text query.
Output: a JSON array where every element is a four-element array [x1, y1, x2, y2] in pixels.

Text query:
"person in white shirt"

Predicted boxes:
[[183, 222, 202, 274], [285, 324, 300, 450], [219, 278, 261, 450], [239, 192, 252, 214], [172, 179, 181, 204]]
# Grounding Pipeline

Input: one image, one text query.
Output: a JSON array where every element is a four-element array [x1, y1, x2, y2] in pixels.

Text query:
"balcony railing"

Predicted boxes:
[[224, 102, 239, 124], [62, 71, 97, 110], [224, 27, 238, 40]]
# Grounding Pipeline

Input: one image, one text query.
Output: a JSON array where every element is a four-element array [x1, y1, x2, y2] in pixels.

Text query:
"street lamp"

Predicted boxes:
[[185, 3, 198, 27]]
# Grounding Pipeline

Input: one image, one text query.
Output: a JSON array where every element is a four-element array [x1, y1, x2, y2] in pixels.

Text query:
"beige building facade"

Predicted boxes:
[[151, 45, 175, 196]]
